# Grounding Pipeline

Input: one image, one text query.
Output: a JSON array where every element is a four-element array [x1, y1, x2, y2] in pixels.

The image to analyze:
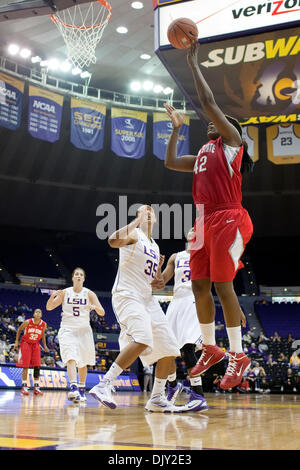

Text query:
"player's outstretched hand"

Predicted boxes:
[[163, 103, 184, 129], [187, 41, 199, 69]]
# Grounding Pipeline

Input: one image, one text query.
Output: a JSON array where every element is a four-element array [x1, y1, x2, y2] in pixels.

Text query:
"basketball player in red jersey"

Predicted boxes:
[[13, 309, 49, 396], [163, 42, 254, 390]]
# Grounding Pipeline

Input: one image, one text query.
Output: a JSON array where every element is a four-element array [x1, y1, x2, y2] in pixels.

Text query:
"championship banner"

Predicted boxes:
[[153, 112, 190, 160], [28, 85, 64, 143], [70, 97, 106, 152], [266, 123, 300, 165], [111, 107, 147, 159], [242, 125, 259, 162], [0, 365, 140, 391], [0, 72, 24, 130]]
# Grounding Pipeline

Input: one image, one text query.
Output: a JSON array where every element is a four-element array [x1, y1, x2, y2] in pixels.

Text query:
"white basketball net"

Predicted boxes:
[[51, 0, 112, 69]]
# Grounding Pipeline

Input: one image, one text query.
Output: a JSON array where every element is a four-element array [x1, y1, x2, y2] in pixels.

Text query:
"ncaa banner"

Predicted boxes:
[[266, 123, 300, 165], [153, 112, 190, 160], [0, 72, 24, 130], [28, 85, 64, 143], [70, 97, 106, 152], [111, 107, 147, 159]]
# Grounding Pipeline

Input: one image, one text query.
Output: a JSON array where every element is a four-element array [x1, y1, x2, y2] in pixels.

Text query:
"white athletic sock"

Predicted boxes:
[[200, 322, 216, 345], [151, 377, 167, 397], [104, 362, 123, 384], [227, 326, 243, 353], [190, 376, 202, 386], [167, 372, 177, 383]]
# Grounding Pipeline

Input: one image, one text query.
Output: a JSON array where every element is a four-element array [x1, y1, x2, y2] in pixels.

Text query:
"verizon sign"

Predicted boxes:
[[157, 0, 300, 47]]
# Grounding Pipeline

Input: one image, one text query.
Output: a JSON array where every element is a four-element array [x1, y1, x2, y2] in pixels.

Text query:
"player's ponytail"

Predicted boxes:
[[241, 139, 254, 174], [225, 115, 254, 174]]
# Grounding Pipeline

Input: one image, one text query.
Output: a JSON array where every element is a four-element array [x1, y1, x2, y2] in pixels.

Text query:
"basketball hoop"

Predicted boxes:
[[50, 0, 112, 69]]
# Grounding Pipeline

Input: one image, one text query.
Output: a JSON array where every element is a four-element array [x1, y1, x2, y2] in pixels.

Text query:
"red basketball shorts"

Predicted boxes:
[[16, 340, 41, 368], [190, 207, 253, 282]]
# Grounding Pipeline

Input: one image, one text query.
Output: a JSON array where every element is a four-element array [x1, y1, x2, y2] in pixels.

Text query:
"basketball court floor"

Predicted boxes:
[[0, 390, 299, 450]]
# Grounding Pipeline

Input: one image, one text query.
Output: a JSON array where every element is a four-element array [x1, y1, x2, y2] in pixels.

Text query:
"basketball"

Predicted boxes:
[[167, 17, 198, 50]]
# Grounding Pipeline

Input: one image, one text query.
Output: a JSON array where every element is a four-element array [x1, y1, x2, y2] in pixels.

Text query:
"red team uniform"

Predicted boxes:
[[190, 136, 253, 282], [16, 318, 46, 368]]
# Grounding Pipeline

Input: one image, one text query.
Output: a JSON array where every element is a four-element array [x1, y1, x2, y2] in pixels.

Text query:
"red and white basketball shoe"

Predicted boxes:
[[21, 386, 29, 396], [190, 344, 226, 377], [220, 352, 251, 390], [33, 387, 44, 396]]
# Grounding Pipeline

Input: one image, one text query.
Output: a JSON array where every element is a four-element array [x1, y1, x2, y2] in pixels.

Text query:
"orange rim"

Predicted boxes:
[[50, 0, 112, 30]]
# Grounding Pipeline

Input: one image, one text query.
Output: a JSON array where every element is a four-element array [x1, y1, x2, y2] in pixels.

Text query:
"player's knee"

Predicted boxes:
[[214, 281, 235, 300], [181, 343, 197, 369], [33, 367, 40, 379], [192, 279, 211, 298]]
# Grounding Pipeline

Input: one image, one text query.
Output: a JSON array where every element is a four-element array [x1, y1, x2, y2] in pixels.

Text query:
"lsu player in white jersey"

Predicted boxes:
[[46, 267, 105, 402], [89, 205, 181, 412], [152, 228, 208, 413]]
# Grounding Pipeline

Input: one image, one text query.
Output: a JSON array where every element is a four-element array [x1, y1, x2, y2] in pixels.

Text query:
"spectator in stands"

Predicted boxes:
[[242, 330, 252, 344], [248, 362, 266, 392], [217, 341, 227, 353], [237, 376, 250, 393], [266, 354, 277, 366], [143, 365, 154, 392], [289, 352, 300, 368], [287, 333, 295, 344], [272, 331, 281, 343], [215, 321, 225, 332], [258, 330, 269, 344], [283, 368, 298, 393], [248, 343, 259, 358], [259, 377, 271, 394], [277, 352, 288, 363]]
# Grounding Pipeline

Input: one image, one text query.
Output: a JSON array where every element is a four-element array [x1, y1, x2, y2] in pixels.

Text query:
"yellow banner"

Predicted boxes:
[[70, 97, 106, 115], [266, 123, 300, 165], [0, 72, 24, 93], [29, 85, 64, 106], [111, 107, 147, 123]]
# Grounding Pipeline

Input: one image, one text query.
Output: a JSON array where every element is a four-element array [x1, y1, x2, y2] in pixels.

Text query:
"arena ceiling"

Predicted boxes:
[[0, 0, 180, 96]]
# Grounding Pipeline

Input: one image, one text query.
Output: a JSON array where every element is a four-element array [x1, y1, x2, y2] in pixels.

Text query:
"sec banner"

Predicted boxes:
[[0, 72, 24, 130], [70, 98, 106, 152], [111, 107, 147, 159], [28, 85, 64, 143], [153, 112, 190, 160]]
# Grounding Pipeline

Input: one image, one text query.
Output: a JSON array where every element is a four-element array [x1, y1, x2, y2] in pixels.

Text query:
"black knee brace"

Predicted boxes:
[[33, 367, 40, 379], [181, 343, 197, 369]]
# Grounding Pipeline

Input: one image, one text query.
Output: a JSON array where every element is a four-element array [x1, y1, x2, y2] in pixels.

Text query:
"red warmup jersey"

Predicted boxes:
[[192, 136, 244, 210], [22, 318, 46, 344]]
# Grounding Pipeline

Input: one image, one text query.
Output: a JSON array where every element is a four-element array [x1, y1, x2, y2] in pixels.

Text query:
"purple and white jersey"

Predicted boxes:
[[173, 251, 192, 298], [61, 286, 91, 329], [112, 228, 160, 300]]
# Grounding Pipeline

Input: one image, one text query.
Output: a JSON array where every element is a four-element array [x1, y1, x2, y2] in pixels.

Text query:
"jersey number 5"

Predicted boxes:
[[73, 307, 80, 316]]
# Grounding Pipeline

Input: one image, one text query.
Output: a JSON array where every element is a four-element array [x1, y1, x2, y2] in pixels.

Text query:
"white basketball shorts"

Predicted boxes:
[[57, 325, 95, 368], [112, 292, 180, 366]]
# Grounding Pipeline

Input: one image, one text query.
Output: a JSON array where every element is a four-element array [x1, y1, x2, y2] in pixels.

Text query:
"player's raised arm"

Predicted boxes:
[[164, 103, 196, 172], [88, 291, 105, 317], [187, 42, 241, 147], [46, 290, 65, 311], [108, 205, 148, 248], [151, 253, 176, 290], [161, 253, 177, 284]]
